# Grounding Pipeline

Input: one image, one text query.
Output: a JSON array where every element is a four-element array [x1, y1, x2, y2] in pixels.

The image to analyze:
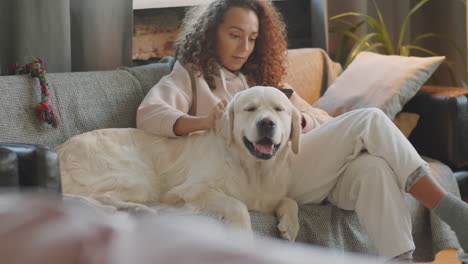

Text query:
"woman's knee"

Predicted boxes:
[[345, 108, 390, 129], [350, 107, 384, 116], [346, 154, 394, 185], [360, 107, 387, 120], [329, 154, 396, 209]]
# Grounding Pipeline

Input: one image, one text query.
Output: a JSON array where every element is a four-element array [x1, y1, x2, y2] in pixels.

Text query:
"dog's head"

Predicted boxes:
[[216, 86, 301, 160]]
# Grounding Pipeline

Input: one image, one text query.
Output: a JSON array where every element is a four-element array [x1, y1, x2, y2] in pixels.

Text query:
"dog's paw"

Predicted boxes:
[[223, 210, 252, 232], [213, 201, 253, 235], [277, 213, 299, 241], [129, 205, 157, 215], [275, 198, 299, 241]]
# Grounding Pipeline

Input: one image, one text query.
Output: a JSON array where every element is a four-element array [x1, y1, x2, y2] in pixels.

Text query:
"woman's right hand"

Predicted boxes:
[[173, 99, 228, 135], [202, 99, 228, 131]]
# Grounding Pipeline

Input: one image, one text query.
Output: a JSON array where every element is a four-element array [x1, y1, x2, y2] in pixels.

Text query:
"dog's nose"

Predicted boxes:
[[257, 118, 276, 137]]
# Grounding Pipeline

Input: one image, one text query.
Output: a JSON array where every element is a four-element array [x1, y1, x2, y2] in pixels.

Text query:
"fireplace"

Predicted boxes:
[[132, 7, 183, 66], [132, 1, 325, 66]]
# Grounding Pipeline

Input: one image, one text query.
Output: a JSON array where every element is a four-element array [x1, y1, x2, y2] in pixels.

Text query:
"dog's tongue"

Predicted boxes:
[[254, 143, 274, 154]]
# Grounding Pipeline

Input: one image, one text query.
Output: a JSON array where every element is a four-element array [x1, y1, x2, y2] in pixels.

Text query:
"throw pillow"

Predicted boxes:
[[313, 52, 445, 120]]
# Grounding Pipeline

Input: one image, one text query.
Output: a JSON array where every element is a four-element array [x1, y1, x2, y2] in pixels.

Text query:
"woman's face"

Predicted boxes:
[[215, 7, 259, 71]]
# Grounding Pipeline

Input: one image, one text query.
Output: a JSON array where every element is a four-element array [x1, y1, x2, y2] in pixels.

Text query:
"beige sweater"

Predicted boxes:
[[137, 61, 332, 137]]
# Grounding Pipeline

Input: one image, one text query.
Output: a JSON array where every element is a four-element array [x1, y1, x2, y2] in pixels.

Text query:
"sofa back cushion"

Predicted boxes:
[[0, 70, 144, 147], [125, 57, 176, 95], [284, 48, 342, 105], [0, 49, 337, 147]]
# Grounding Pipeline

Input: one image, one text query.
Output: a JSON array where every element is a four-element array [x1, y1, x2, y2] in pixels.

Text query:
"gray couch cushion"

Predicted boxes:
[[124, 56, 176, 95], [0, 70, 143, 147]]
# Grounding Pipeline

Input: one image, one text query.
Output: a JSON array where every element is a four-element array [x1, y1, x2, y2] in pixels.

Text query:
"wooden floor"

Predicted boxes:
[[419, 249, 461, 264]]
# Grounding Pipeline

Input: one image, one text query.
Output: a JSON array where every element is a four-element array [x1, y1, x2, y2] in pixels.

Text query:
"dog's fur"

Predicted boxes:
[[57, 86, 301, 240]]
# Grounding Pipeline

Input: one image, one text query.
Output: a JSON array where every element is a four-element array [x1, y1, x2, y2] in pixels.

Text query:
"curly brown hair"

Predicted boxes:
[[174, 0, 288, 89]]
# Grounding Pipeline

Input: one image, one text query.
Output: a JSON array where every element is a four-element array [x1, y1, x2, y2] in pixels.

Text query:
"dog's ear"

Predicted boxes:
[[216, 103, 234, 146], [290, 107, 301, 154]]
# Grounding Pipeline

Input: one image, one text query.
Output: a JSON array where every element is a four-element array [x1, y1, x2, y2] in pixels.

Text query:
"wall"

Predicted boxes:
[[70, 0, 133, 72], [0, 0, 71, 74], [410, 0, 467, 86], [0, 1, 13, 74], [0, 0, 133, 74]]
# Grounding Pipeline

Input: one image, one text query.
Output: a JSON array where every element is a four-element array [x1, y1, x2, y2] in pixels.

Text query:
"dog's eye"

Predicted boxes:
[[245, 107, 257, 112], [275, 107, 284, 112]]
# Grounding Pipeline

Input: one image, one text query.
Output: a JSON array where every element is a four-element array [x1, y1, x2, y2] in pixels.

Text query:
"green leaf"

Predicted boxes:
[[332, 18, 365, 29], [411, 32, 440, 43], [404, 45, 459, 86], [371, 0, 394, 54], [329, 20, 366, 63], [332, 2, 393, 55], [399, 46, 410, 56], [441, 61, 459, 86], [397, 0, 430, 54], [345, 33, 377, 68], [405, 45, 439, 56], [330, 12, 371, 21], [330, 12, 382, 35], [329, 27, 364, 42], [364, 43, 384, 53], [412, 33, 468, 74], [461, 79, 468, 88]]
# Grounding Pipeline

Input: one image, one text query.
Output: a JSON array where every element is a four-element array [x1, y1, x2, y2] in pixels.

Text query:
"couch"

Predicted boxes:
[[0, 48, 467, 262]]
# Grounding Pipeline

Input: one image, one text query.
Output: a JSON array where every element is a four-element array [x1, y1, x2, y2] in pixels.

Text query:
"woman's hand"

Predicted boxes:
[[202, 99, 228, 130], [173, 99, 228, 135]]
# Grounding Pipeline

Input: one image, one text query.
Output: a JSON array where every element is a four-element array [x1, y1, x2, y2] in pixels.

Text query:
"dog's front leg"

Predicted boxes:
[[275, 197, 299, 241], [184, 190, 252, 234]]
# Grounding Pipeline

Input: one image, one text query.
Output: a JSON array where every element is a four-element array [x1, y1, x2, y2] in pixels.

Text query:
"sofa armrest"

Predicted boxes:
[[402, 86, 468, 170], [454, 171, 468, 200], [0, 147, 19, 187], [0, 143, 61, 193]]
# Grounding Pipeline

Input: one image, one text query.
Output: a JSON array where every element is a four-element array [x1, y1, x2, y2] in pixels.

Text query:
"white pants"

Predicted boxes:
[[289, 108, 425, 258]]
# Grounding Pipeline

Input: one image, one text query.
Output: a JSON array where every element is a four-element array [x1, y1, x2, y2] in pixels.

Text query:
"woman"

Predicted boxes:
[[136, 0, 468, 262]]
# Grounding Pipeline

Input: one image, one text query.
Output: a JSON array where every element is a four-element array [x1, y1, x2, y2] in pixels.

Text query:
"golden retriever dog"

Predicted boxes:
[[56, 86, 301, 240]]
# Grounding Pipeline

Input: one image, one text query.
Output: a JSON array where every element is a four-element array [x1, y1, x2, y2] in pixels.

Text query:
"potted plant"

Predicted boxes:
[[329, 0, 467, 86]]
